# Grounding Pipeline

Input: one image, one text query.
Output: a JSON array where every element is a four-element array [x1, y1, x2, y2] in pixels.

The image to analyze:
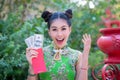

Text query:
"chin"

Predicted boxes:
[[56, 44, 66, 49], [54, 39, 67, 48]]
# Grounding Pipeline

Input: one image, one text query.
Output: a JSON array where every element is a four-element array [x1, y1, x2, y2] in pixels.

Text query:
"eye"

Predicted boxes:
[[52, 28, 57, 31], [62, 28, 66, 30]]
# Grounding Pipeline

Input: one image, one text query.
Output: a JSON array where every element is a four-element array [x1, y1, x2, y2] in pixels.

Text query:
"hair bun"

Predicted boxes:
[[65, 9, 72, 19], [41, 11, 52, 22]]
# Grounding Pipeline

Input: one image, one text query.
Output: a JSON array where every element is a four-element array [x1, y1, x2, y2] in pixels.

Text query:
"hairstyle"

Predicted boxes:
[[41, 9, 72, 29]]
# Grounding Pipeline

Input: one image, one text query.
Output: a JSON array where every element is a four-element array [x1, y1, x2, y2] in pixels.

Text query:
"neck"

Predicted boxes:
[[52, 41, 66, 49]]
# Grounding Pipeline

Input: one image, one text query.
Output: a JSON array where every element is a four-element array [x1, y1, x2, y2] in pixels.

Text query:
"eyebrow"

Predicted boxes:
[[51, 26, 57, 28], [51, 25, 68, 29]]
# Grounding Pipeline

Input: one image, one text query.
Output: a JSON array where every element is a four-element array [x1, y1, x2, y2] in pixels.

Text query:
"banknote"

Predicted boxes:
[[25, 37, 32, 47], [25, 34, 44, 48], [34, 34, 44, 49]]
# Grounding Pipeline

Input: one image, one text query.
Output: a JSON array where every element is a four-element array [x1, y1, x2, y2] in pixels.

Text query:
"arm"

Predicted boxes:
[[27, 66, 38, 80], [26, 48, 39, 80], [75, 34, 91, 80]]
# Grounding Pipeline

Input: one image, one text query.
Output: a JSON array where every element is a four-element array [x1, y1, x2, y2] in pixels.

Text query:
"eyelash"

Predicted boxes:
[[62, 28, 66, 30], [52, 28, 66, 31], [52, 29, 57, 31]]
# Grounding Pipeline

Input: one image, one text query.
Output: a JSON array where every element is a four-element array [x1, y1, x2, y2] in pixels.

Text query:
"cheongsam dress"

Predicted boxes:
[[39, 43, 82, 80]]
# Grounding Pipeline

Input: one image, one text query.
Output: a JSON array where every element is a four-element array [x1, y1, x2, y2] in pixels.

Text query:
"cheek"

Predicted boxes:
[[49, 32, 56, 39], [64, 30, 71, 37]]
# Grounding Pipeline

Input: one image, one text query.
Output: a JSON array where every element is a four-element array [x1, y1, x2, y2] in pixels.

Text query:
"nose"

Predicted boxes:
[[57, 30, 62, 37]]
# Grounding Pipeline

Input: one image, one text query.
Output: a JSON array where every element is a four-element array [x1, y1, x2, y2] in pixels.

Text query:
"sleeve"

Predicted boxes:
[[76, 51, 82, 66], [69, 49, 82, 67], [75, 51, 82, 66]]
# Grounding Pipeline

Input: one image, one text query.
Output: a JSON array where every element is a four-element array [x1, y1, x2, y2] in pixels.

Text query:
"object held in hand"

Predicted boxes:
[[25, 34, 47, 74]]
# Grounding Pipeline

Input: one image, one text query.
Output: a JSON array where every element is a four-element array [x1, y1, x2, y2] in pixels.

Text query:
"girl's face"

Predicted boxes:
[[48, 19, 71, 48]]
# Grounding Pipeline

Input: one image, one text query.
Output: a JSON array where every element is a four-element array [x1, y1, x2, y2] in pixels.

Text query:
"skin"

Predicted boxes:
[[26, 18, 91, 80], [48, 19, 71, 49]]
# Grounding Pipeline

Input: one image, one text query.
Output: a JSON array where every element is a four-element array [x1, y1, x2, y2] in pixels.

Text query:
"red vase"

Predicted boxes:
[[97, 28, 120, 64]]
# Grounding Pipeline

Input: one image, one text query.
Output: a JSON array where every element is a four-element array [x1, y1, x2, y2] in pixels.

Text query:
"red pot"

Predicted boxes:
[[97, 28, 120, 64]]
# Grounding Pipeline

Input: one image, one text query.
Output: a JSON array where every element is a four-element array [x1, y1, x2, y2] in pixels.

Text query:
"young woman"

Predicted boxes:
[[26, 9, 91, 80]]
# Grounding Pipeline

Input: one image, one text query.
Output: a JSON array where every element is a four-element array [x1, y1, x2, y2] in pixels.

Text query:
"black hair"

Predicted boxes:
[[41, 9, 72, 29]]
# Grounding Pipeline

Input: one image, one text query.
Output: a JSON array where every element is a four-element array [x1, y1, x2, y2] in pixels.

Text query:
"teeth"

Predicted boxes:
[[57, 39, 63, 40]]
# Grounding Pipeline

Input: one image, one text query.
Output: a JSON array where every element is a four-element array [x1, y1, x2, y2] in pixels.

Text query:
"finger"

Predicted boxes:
[[26, 48, 38, 55], [87, 34, 91, 42], [85, 34, 90, 39], [26, 48, 30, 53], [26, 52, 38, 61], [83, 34, 87, 42], [26, 52, 38, 58], [26, 51, 38, 60], [30, 50, 38, 54], [85, 33, 88, 37], [83, 34, 89, 39], [88, 34, 91, 38], [82, 39, 84, 43], [26, 48, 33, 53], [26, 47, 34, 51], [29, 52, 38, 58], [83, 34, 86, 40], [87, 34, 91, 39], [84, 34, 91, 41], [28, 55, 38, 65], [30, 55, 38, 59]]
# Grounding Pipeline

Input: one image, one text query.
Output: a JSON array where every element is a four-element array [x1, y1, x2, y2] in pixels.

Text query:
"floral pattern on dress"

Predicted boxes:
[[39, 43, 82, 80]]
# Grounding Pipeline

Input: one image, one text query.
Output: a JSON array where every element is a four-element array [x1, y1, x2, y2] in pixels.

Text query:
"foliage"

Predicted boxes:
[[0, 0, 120, 80], [0, 11, 26, 79], [0, 8, 46, 79]]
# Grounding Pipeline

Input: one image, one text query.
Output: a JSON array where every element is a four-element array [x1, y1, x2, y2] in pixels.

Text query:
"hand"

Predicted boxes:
[[82, 34, 91, 55], [26, 48, 38, 65]]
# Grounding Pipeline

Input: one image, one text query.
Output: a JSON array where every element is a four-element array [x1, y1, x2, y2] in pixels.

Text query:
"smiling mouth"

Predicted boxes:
[[56, 39, 64, 44]]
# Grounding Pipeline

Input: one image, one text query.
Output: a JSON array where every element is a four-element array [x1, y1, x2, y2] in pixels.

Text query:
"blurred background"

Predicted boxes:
[[0, 0, 120, 80]]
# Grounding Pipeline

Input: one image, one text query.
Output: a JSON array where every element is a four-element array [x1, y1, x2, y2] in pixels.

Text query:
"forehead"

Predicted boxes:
[[50, 19, 68, 28]]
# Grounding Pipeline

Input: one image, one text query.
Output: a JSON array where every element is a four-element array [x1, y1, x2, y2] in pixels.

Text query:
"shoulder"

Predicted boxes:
[[68, 47, 82, 55], [67, 47, 82, 66], [67, 47, 82, 60], [43, 45, 52, 52], [43, 45, 50, 50]]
